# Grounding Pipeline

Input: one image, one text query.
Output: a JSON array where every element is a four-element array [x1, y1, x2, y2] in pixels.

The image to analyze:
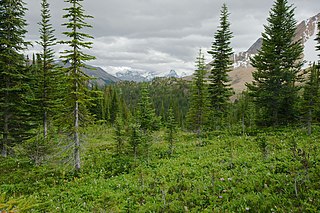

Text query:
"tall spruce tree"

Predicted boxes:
[[36, 0, 64, 138], [186, 49, 210, 136], [247, 0, 304, 126], [137, 83, 159, 133], [60, 0, 95, 171], [166, 107, 176, 156], [136, 84, 159, 160], [207, 4, 234, 127], [0, 0, 31, 157]]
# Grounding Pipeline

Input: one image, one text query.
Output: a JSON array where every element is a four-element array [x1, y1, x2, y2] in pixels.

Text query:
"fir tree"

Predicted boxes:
[[207, 4, 234, 127], [166, 107, 176, 156], [137, 83, 159, 133], [186, 49, 210, 136], [302, 63, 320, 135], [60, 0, 95, 171], [129, 122, 141, 161], [247, 0, 304, 126], [0, 0, 31, 157], [136, 84, 159, 160], [36, 0, 64, 139]]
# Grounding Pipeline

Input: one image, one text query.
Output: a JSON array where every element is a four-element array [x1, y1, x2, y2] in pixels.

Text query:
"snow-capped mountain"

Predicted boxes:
[[116, 69, 186, 82], [166, 70, 179, 78], [115, 70, 156, 82]]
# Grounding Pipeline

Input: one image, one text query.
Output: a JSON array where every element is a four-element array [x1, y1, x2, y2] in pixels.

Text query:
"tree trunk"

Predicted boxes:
[[307, 108, 312, 136], [2, 114, 8, 157], [2, 79, 9, 158], [73, 7, 80, 171], [43, 56, 48, 139], [242, 112, 245, 135], [44, 111, 48, 139], [74, 100, 80, 171]]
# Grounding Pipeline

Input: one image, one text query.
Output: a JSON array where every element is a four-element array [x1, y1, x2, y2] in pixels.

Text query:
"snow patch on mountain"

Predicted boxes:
[[116, 69, 186, 82], [303, 17, 318, 67]]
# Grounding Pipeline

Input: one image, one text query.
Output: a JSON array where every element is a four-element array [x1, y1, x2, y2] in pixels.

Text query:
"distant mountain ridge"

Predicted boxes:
[[115, 69, 185, 82], [55, 60, 120, 85]]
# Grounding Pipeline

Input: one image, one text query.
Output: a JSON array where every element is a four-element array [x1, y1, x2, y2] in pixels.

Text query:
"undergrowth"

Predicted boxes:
[[1, 126, 320, 212]]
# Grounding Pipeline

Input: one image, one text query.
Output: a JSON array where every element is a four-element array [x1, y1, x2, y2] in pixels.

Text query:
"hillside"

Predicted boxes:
[[83, 64, 121, 86]]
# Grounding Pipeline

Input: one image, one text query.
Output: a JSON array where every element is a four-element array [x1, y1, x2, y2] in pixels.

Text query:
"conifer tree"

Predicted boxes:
[[207, 4, 234, 127], [166, 107, 176, 156], [186, 49, 210, 136], [60, 0, 95, 171], [0, 0, 31, 157], [302, 63, 320, 135], [136, 84, 159, 160], [36, 0, 64, 138], [129, 122, 141, 161], [137, 83, 159, 133], [247, 0, 303, 126]]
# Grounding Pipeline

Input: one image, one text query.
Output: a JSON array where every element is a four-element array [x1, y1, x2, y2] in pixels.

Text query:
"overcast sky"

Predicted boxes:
[[25, 0, 320, 76]]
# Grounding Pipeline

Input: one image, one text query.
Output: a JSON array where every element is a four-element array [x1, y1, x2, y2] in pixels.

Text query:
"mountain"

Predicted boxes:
[[116, 69, 186, 82], [56, 60, 120, 85], [166, 70, 179, 78], [115, 70, 155, 82], [221, 13, 319, 93], [82, 65, 120, 85]]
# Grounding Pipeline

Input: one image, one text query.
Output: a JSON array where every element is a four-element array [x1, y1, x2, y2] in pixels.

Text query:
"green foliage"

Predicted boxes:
[[22, 128, 54, 166], [128, 122, 142, 160], [60, 0, 96, 171], [114, 116, 125, 154], [255, 134, 268, 159], [186, 49, 210, 134], [232, 91, 256, 134], [137, 83, 160, 132], [247, 0, 304, 126], [91, 85, 128, 125], [1, 127, 320, 212], [166, 107, 177, 156], [301, 63, 320, 134], [116, 78, 190, 128], [207, 4, 234, 126], [31, 0, 66, 139], [0, 0, 34, 157]]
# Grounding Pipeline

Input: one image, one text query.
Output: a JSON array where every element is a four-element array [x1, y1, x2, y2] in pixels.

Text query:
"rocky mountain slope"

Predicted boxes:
[[56, 60, 120, 86]]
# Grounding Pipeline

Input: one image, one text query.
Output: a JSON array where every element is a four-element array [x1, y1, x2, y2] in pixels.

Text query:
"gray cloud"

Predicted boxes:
[[25, 0, 320, 75]]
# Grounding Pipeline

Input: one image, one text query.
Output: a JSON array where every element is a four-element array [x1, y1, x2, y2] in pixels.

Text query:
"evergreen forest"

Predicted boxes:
[[1, 0, 320, 212]]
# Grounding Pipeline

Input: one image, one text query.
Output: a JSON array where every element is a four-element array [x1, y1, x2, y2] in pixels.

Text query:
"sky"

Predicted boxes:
[[25, 0, 320, 76]]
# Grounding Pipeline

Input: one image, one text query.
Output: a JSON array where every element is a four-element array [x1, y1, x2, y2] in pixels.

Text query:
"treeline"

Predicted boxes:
[[91, 78, 190, 127]]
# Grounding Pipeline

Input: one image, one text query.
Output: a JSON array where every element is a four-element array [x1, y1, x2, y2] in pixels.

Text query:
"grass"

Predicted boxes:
[[1, 125, 320, 212]]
